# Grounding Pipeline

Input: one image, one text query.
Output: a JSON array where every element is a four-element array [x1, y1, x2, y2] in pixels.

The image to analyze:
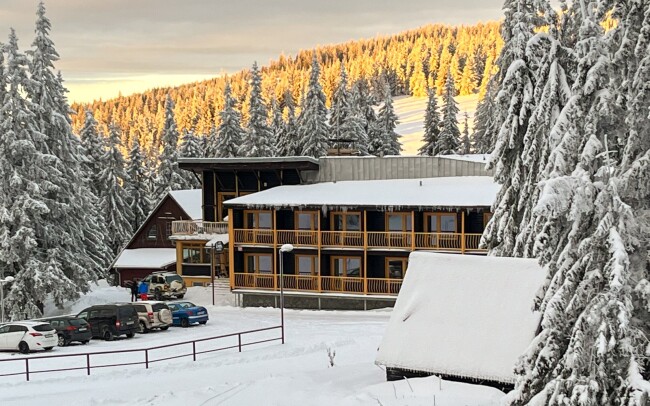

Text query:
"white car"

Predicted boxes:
[[0, 321, 57, 354]]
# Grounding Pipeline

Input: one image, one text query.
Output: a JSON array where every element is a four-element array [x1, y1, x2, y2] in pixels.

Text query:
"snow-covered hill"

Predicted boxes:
[[395, 94, 479, 155]]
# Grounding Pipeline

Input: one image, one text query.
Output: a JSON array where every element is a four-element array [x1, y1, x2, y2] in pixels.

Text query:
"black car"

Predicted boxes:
[[48, 317, 93, 347], [76, 304, 138, 341]]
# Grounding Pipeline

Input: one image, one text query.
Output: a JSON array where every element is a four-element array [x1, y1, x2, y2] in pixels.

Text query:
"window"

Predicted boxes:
[[296, 255, 317, 275], [245, 254, 273, 274], [245, 211, 272, 229], [218, 192, 237, 221], [182, 243, 210, 264], [425, 213, 457, 233], [386, 213, 412, 232], [295, 211, 318, 230], [385, 257, 408, 279], [146, 224, 157, 240], [331, 256, 362, 277], [0, 325, 9, 334], [164, 221, 172, 240], [331, 212, 361, 231]]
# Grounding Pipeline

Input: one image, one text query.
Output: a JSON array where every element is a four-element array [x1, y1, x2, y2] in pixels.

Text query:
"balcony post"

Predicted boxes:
[[317, 213, 322, 293], [273, 210, 278, 291], [461, 210, 466, 254], [363, 210, 368, 295], [411, 211, 415, 251], [228, 209, 235, 290]]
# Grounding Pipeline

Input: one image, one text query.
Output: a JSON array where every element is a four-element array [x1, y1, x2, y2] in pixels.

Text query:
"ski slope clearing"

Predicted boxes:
[[395, 94, 479, 155], [1, 282, 504, 405]]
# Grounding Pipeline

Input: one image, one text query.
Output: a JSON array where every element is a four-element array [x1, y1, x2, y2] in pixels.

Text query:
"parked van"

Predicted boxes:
[[76, 304, 138, 341]]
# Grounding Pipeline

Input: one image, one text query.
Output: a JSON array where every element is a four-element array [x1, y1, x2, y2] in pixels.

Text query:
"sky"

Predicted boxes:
[[0, 0, 504, 103]]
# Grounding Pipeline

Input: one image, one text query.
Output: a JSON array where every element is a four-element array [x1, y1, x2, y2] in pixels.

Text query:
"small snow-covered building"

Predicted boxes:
[[111, 189, 203, 285], [375, 252, 545, 390]]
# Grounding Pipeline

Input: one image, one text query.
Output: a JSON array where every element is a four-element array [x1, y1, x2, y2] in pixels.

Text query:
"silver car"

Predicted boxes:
[[132, 301, 173, 333]]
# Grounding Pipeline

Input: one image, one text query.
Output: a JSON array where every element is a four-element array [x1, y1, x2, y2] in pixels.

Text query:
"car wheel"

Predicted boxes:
[[160, 326, 169, 331], [18, 341, 30, 354], [199, 321, 207, 325], [103, 329, 114, 341], [126, 332, 135, 338], [57, 335, 69, 347], [81, 340, 89, 345], [181, 318, 189, 328], [138, 321, 149, 334], [44, 347, 53, 351]]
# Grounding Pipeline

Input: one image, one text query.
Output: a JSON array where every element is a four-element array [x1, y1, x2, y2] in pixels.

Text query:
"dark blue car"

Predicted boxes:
[[167, 301, 209, 328]]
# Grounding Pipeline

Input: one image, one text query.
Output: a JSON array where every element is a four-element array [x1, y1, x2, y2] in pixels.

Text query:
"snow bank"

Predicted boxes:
[[376, 252, 545, 384], [113, 248, 177, 269], [225, 176, 499, 209], [43, 280, 131, 317], [169, 189, 202, 220]]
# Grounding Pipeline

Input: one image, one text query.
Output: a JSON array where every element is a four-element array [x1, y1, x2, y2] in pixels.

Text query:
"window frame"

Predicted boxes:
[[244, 253, 274, 274], [424, 212, 458, 233], [385, 257, 408, 279], [294, 211, 319, 231], [181, 242, 210, 264], [295, 254, 318, 275], [385, 212, 413, 232], [330, 211, 362, 232], [244, 210, 273, 230], [330, 256, 363, 278]]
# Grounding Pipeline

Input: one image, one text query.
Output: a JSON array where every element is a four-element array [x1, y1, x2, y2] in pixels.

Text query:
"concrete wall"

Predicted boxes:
[[306, 156, 492, 183]]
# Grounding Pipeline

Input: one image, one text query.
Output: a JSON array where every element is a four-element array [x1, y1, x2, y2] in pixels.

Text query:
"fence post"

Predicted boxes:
[[238, 333, 242, 352], [145, 349, 149, 369], [86, 354, 91, 375], [192, 341, 196, 361], [25, 358, 29, 382]]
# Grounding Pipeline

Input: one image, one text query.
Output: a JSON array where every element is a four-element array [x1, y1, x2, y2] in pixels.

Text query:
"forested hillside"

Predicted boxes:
[[70, 22, 502, 158]]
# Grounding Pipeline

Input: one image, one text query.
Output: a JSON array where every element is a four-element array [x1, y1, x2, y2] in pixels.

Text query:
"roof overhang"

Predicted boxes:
[[178, 156, 320, 172]]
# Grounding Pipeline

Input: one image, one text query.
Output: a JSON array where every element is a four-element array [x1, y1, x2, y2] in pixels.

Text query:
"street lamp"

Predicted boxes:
[[0, 276, 15, 324], [279, 243, 293, 344]]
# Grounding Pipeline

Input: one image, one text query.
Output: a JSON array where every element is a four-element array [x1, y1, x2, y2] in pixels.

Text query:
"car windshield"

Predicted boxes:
[[165, 275, 183, 284], [32, 323, 54, 332]]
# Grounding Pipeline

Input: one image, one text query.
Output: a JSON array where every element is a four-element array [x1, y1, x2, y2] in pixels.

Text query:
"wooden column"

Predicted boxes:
[[176, 242, 183, 276], [213, 170, 218, 221], [273, 210, 278, 291], [228, 209, 235, 290], [411, 210, 416, 251], [363, 210, 368, 295], [317, 213, 322, 293], [461, 210, 466, 254]]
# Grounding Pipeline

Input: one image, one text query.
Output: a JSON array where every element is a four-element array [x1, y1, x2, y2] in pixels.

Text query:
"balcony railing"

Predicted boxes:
[[172, 220, 228, 236], [232, 229, 486, 252], [233, 273, 402, 296]]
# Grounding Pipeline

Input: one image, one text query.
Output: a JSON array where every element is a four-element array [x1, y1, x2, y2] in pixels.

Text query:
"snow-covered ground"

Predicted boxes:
[[395, 94, 479, 155], [1, 281, 504, 405]]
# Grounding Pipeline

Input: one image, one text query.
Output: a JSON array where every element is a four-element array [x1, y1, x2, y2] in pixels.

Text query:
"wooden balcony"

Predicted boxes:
[[172, 220, 228, 236], [233, 273, 404, 296], [232, 229, 486, 253]]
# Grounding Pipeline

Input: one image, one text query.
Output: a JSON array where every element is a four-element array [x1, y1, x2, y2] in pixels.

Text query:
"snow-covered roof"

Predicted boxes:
[[436, 154, 491, 163], [169, 189, 202, 220], [375, 252, 545, 384], [113, 248, 177, 269], [224, 176, 498, 209], [205, 234, 229, 248]]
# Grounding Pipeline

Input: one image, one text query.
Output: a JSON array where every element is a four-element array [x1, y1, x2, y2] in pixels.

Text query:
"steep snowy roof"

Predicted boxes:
[[224, 176, 498, 209], [169, 189, 202, 220], [113, 248, 177, 269], [375, 252, 545, 384]]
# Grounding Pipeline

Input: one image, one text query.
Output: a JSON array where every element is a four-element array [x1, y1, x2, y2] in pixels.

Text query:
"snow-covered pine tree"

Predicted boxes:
[[480, 0, 540, 255], [352, 79, 380, 156], [0, 29, 50, 319], [238, 62, 275, 157], [154, 95, 187, 196], [98, 123, 133, 255], [297, 55, 329, 158], [459, 112, 471, 155], [79, 109, 105, 196], [329, 64, 368, 155], [270, 97, 287, 156], [211, 80, 244, 158], [507, 2, 650, 404], [178, 129, 202, 188], [23, 1, 111, 312], [278, 89, 299, 156], [376, 83, 401, 155], [418, 88, 441, 156], [126, 136, 151, 231], [434, 71, 460, 155], [470, 84, 497, 154]]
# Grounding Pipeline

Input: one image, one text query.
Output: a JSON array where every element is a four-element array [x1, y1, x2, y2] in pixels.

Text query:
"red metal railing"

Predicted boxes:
[[0, 325, 281, 381]]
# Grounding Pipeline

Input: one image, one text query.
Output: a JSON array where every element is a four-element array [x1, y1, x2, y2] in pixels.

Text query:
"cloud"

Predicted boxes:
[[0, 0, 503, 102]]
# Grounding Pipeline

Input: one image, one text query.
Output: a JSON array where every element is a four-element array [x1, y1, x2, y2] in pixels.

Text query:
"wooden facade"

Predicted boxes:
[[226, 206, 490, 297]]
